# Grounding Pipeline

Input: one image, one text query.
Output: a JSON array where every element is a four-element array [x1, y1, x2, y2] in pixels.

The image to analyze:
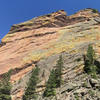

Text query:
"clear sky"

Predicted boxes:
[[0, 0, 100, 41]]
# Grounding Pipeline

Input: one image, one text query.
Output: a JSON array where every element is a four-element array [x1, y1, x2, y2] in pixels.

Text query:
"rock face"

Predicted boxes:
[[1, 8, 100, 100]]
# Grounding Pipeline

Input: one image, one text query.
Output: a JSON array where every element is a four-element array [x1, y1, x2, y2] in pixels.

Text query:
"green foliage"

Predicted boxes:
[[2, 69, 13, 85], [0, 69, 12, 100], [87, 45, 95, 65], [55, 55, 63, 87], [92, 9, 99, 13], [23, 66, 40, 100], [84, 45, 95, 73], [43, 55, 64, 97], [84, 45, 98, 78], [94, 60, 100, 74], [83, 82, 87, 88], [74, 93, 79, 100], [0, 94, 11, 100], [43, 69, 56, 97], [88, 90, 95, 96]]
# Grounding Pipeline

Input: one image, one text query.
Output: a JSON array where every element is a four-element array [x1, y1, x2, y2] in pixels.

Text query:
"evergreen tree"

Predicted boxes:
[[43, 55, 64, 97], [0, 69, 12, 100], [84, 45, 97, 77], [55, 55, 63, 87], [87, 45, 95, 65], [23, 66, 40, 100], [43, 69, 56, 97]]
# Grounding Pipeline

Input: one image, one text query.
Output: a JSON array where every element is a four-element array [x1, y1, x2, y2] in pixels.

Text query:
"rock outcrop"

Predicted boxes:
[[1, 8, 100, 100]]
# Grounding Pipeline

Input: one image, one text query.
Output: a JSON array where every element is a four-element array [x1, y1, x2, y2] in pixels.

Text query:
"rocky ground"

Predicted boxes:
[[1, 8, 100, 100]]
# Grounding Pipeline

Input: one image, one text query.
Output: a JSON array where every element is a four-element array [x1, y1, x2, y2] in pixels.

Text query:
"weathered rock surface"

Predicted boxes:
[[1, 8, 100, 100]]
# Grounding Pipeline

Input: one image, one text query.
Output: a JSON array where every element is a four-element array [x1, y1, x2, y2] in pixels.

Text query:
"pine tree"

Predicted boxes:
[[55, 55, 63, 87], [43, 69, 56, 97], [0, 69, 12, 100], [23, 66, 40, 100], [84, 45, 97, 77], [87, 45, 95, 65], [43, 55, 64, 97]]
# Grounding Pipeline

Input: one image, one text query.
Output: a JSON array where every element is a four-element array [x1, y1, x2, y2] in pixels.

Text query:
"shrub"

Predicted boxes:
[[0, 94, 11, 100], [83, 82, 87, 88], [74, 93, 79, 100], [92, 9, 99, 13], [88, 90, 95, 96]]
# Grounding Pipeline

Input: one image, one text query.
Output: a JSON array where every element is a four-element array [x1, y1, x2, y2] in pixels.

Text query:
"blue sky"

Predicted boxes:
[[0, 0, 100, 41]]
